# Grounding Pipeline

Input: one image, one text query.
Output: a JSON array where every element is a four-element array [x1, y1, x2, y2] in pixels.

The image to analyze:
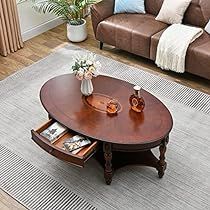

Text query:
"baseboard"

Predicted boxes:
[[22, 18, 64, 41]]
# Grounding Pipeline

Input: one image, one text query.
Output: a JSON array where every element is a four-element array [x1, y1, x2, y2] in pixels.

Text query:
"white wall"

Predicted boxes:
[[17, 0, 63, 41]]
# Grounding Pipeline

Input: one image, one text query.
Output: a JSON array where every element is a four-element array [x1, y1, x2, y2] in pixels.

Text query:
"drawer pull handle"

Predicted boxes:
[[49, 148, 54, 154]]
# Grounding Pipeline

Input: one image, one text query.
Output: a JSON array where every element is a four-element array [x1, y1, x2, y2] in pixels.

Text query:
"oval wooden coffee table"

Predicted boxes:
[[32, 74, 173, 185]]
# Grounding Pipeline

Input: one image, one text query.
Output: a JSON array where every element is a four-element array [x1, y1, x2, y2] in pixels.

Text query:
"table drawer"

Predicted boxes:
[[31, 119, 99, 167]]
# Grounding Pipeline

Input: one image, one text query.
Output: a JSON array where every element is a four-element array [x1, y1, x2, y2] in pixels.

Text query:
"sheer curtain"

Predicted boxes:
[[0, 0, 23, 56]]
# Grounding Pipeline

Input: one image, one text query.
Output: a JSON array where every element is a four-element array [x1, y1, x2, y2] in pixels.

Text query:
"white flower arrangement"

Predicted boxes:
[[72, 53, 101, 80]]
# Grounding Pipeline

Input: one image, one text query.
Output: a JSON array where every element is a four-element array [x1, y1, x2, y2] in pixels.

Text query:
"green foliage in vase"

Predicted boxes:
[[20, 0, 97, 25]]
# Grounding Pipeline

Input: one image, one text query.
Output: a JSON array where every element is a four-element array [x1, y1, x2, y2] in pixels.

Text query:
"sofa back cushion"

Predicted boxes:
[[145, 0, 163, 16], [145, 0, 210, 27], [183, 0, 210, 27]]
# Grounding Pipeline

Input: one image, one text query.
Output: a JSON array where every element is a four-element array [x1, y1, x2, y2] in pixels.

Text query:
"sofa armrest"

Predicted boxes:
[[91, 0, 115, 36]]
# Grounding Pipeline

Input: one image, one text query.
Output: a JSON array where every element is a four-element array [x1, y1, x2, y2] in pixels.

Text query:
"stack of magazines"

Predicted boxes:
[[40, 122, 68, 143], [63, 135, 91, 154], [40, 122, 91, 155]]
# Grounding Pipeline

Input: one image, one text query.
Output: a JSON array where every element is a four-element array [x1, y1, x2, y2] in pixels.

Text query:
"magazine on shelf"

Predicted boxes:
[[40, 122, 68, 143], [63, 135, 91, 152]]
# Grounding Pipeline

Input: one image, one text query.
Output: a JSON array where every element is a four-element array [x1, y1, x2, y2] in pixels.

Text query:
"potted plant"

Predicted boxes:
[[30, 0, 97, 42]]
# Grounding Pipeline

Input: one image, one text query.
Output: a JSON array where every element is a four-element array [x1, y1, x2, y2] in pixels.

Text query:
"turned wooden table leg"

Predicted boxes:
[[103, 142, 113, 185], [157, 136, 169, 178]]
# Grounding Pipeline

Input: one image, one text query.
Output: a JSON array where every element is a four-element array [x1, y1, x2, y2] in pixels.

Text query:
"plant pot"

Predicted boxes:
[[81, 79, 93, 96], [67, 19, 87, 42]]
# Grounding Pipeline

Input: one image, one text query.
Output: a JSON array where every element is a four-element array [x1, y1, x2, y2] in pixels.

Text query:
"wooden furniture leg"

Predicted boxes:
[[100, 42, 103, 50], [157, 136, 169, 178], [103, 142, 113, 185]]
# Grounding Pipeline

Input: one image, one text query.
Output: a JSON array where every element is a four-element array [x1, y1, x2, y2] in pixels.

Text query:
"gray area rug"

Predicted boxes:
[[0, 44, 210, 210], [0, 145, 96, 210]]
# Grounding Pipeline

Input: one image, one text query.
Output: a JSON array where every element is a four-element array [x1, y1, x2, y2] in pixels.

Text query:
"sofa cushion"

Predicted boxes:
[[114, 0, 145, 14], [183, 0, 210, 28], [155, 0, 192, 24], [185, 36, 210, 79], [150, 30, 210, 79], [145, 0, 210, 28], [205, 20, 210, 34], [145, 0, 163, 16], [96, 14, 168, 58]]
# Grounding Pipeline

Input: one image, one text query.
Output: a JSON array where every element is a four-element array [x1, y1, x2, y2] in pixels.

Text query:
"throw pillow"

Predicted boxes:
[[114, 0, 145, 14], [155, 0, 192, 24], [205, 20, 210, 34]]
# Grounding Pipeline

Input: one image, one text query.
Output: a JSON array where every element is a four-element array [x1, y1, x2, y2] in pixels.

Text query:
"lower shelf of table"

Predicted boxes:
[[94, 149, 160, 170]]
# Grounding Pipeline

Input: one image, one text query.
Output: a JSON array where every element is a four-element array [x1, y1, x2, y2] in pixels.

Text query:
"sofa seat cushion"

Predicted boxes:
[[150, 30, 210, 79], [186, 36, 210, 79], [96, 13, 168, 58]]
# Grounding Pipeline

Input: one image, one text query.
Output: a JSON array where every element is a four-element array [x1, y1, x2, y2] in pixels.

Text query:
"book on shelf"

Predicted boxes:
[[63, 135, 91, 153], [40, 122, 68, 143]]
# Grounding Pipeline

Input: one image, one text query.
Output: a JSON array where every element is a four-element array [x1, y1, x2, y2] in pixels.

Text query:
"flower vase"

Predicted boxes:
[[81, 79, 93, 96]]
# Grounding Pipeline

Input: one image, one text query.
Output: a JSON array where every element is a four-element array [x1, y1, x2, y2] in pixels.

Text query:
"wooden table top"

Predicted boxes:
[[40, 74, 173, 146]]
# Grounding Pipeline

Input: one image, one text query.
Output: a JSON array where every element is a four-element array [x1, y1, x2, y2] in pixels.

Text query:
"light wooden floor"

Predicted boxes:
[[0, 17, 210, 210], [0, 190, 27, 210]]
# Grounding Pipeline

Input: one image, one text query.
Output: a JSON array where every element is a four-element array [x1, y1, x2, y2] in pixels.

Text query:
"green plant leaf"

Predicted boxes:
[[30, 0, 97, 23]]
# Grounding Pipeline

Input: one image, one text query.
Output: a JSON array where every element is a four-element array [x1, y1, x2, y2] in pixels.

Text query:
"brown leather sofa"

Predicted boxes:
[[91, 0, 210, 80]]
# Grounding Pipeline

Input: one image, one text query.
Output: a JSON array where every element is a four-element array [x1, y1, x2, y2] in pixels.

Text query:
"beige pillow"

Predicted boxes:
[[205, 20, 210, 34], [155, 0, 192, 24]]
